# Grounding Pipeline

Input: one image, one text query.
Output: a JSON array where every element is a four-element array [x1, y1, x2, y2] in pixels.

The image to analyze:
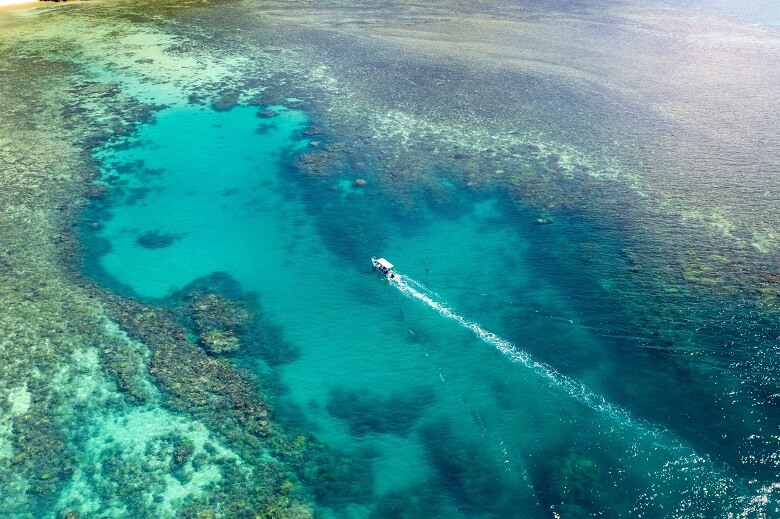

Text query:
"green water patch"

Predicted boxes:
[[81, 99, 776, 517], [84, 103, 310, 299], [287, 154, 777, 484]]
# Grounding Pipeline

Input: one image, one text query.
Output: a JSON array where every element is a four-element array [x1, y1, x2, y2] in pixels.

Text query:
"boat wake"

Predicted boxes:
[[390, 274, 661, 434], [387, 272, 772, 513]]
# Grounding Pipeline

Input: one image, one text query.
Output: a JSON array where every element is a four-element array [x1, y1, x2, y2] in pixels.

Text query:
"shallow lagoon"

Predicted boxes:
[[0, 0, 777, 516], [83, 102, 776, 516]]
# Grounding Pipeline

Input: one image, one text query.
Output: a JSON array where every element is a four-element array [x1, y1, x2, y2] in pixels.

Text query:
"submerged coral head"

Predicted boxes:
[[136, 230, 180, 249]]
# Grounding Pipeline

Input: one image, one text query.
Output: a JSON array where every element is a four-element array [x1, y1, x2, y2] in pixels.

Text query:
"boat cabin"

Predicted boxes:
[[372, 257, 395, 279]]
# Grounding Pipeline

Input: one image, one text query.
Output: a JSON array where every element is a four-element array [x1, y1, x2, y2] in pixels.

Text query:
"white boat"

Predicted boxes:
[[371, 257, 395, 279]]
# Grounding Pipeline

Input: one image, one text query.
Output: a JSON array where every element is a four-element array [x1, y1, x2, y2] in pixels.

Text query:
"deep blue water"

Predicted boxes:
[[82, 102, 778, 517]]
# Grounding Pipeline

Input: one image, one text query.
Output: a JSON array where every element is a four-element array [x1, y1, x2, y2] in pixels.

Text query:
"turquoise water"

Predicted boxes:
[[83, 103, 777, 516]]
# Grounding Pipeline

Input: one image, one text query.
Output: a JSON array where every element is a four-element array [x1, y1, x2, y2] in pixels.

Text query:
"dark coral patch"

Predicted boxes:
[[326, 386, 435, 437], [212, 92, 240, 112], [136, 231, 180, 249]]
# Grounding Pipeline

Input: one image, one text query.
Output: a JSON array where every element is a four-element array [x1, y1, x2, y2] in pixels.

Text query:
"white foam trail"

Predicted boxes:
[[390, 274, 680, 449], [389, 272, 768, 511]]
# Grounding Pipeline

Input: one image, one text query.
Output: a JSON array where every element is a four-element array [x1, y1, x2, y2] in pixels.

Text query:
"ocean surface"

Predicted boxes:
[[0, 0, 778, 517]]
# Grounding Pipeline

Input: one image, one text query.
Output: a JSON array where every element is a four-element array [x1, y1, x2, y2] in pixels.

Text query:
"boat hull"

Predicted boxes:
[[371, 257, 395, 279]]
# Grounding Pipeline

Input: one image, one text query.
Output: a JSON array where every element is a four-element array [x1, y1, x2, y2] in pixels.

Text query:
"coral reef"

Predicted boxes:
[[10, 404, 76, 508], [418, 420, 525, 515], [98, 329, 156, 405], [0, 0, 777, 517], [0, 29, 315, 517], [136, 230, 180, 249], [187, 292, 251, 334], [369, 485, 450, 519], [185, 291, 250, 355], [175, 273, 300, 364], [534, 447, 612, 518], [212, 93, 240, 112], [109, 298, 273, 440], [198, 329, 241, 355], [97, 295, 320, 516], [294, 151, 339, 177], [326, 386, 435, 437], [259, 108, 279, 118], [85, 182, 109, 200], [299, 443, 376, 510]]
